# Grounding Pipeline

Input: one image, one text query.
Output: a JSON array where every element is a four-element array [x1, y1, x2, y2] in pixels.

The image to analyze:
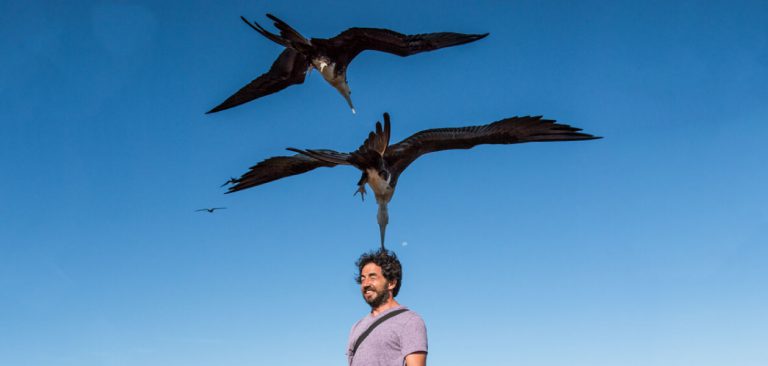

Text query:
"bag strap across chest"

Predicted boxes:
[[351, 308, 409, 356]]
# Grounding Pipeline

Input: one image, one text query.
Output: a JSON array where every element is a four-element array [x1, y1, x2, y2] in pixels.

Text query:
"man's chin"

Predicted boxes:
[[363, 296, 377, 306], [364, 294, 387, 308]]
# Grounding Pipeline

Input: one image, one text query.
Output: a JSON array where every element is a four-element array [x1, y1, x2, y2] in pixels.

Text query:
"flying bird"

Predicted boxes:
[[207, 14, 488, 114], [225, 113, 600, 249], [196, 207, 227, 213]]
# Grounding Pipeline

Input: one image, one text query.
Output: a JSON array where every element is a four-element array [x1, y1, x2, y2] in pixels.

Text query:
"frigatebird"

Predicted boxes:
[[196, 207, 227, 213], [207, 14, 488, 114], [225, 113, 600, 249]]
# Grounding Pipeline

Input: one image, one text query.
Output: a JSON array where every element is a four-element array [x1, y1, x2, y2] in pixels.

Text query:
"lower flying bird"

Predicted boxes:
[[225, 113, 600, 248], [207, 14, 488, 114], [196, 207, 227, 213]]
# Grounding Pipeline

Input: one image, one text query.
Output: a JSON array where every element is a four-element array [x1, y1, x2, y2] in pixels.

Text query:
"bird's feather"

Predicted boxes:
[[226, 152, 340, 193], [265, 13, 310, 46], [321, 28, 489, 66], [207, 48, 309, 114], [356, 113, 391, 156], [240, 16, 288, 47], [386, 116, 601, 176], [288, 148, 353, 166]]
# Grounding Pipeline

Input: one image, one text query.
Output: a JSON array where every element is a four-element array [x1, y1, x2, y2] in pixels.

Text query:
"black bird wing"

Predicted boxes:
[[227, 150, 347, 193], [207, 48, 309, 114], [287, 148, 354, 166], [385, 116, 601, 179], [319, 28, 489, 66]]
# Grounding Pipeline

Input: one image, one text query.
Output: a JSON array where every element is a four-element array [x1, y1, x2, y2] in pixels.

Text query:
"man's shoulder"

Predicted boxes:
[[394, 307, 423, 321], [395, 308, 425, 327], [403, 308, 423, 319]]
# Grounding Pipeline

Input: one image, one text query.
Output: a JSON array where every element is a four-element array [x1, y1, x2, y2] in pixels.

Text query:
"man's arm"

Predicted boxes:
[[405, 351, 426, 366]]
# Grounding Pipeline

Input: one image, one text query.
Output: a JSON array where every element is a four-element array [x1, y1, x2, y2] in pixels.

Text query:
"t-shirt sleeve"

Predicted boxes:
[[400, 315, 428, 357]]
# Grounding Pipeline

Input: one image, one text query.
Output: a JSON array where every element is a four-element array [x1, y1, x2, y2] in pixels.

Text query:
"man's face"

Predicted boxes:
[[360, 262, 395, 308]]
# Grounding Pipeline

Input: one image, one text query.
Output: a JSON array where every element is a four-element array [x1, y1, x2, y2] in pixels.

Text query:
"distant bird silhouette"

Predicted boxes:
[[226, 113, 600, 249], [196, 207, 227, 213], [207, 14, 488, 114]]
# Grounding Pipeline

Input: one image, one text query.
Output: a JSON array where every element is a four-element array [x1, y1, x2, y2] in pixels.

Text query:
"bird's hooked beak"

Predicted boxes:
[[343, 92, 356, 114], [377, 203, 389, 250], [336, 83, 356, 114]]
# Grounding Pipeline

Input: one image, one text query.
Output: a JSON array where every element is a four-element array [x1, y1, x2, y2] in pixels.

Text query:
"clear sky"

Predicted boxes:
[[1, 1, 767, 365]]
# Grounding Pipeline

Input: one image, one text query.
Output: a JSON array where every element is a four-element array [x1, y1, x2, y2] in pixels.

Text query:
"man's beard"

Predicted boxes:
[[363, 285, 390, 309]]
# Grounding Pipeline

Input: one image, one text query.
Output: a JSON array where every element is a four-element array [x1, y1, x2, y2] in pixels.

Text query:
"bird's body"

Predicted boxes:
[[225, 113, 600, 249], [207, 14, 488, 114], [366, 167, 394, 201]]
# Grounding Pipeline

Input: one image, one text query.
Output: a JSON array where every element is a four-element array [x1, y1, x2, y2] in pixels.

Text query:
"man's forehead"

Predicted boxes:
[[361, 262, 383, 274]]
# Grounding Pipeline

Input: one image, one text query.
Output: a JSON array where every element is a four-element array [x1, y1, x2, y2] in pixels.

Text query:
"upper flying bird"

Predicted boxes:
[[196, 207, 227, 213], [225, 113, 600, 249], [206, 14, 488, 114]]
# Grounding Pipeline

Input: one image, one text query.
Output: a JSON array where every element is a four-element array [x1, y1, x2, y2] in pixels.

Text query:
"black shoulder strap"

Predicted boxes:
[[351, 308, 409, 356]]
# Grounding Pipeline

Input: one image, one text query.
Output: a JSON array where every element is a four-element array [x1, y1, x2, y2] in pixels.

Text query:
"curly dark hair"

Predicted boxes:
[[355, 248, 403, 297]]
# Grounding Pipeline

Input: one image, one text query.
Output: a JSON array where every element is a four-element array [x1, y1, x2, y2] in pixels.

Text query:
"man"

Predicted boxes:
[[347, 249, 427, 366]]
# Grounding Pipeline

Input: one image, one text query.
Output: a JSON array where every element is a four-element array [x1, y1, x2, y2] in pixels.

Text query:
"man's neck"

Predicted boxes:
[[370, 297, 400, 317]]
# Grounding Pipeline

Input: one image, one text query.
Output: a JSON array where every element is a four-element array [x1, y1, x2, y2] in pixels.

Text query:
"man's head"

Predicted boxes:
[[355, 249, 403, 308]]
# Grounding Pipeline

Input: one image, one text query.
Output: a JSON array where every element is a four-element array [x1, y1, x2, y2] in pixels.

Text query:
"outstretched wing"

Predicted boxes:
[[226, 150, 346, 193], [207, 48, 309, 114], [386, 116, 601, 174], [321, 28, 488, 65], [287, 148, 353, 166]]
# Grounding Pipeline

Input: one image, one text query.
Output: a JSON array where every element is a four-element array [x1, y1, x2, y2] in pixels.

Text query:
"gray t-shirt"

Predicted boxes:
[[346, 305, 428, 366]]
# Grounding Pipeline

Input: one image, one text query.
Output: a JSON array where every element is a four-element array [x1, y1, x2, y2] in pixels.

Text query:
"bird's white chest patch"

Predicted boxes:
[[365, 169, 392, 196], [312, 59, 341, 83]]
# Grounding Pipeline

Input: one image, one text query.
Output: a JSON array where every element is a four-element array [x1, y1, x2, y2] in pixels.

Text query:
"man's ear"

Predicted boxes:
[[387, 279, 397, 292]]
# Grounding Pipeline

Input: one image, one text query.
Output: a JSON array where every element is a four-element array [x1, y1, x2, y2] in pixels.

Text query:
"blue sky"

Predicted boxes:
[[1, 1, 767, 365]]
